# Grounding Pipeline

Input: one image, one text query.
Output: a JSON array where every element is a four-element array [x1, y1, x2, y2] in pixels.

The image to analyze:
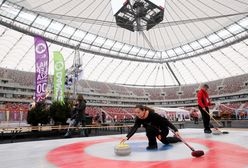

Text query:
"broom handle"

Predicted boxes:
[[204, 109, 222, 127], [169, 128, 195, 152]]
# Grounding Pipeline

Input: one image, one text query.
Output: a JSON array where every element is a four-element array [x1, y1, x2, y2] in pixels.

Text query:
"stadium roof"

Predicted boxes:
[[0, 0, 248, 86]]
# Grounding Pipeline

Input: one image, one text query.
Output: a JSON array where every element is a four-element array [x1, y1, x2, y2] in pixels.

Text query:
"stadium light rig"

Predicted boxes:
[[111, 0, 165, 31]]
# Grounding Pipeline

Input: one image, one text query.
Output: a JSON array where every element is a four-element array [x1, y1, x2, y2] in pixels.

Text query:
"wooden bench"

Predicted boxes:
[[0, 124, 133, 141], [0, 123, 184, 142]]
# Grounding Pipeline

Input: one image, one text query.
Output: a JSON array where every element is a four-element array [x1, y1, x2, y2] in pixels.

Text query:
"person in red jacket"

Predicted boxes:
[[197, 84, 212, 133]]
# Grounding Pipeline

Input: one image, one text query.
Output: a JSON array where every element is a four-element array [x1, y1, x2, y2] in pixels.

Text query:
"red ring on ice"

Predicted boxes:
[[46, 138, 248, 168]]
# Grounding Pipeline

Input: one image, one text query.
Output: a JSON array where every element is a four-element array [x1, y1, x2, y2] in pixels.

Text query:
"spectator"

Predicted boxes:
[[94, 112, 101, 125], [64, 95, 87, 138], [192, 110, 199, 124], [102, 111, 106, 124]]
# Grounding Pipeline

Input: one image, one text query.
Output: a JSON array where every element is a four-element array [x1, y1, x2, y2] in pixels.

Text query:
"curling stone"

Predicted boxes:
[[114, 143, 131, 156]]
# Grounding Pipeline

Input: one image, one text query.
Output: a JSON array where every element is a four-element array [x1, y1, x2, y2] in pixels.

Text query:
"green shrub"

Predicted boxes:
[[49, 100, 72, 125], [27, 101, 49, 126]]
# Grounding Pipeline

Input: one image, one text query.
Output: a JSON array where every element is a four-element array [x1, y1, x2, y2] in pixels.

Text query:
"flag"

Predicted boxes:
[[53, 51, 65, 102], [34, 36, 49, 102]]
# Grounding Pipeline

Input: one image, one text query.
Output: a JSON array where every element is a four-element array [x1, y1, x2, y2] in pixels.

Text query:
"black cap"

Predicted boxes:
[[203, 84, 209, 89]]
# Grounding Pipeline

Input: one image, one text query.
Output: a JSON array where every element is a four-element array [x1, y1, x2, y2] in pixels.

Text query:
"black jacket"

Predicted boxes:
[[126, 111, 178, 140], [72, 100, 87, 120]]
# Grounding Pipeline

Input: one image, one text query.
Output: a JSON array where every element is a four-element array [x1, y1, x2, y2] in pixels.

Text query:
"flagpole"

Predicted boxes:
[[73, 45, 81, 99]]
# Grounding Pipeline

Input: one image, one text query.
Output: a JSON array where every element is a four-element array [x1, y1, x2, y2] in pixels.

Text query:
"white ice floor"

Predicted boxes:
[[0, 128, 247, 168]]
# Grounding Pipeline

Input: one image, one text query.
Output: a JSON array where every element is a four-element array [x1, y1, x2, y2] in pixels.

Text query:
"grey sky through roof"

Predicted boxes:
[[0, 0, 248, 86]]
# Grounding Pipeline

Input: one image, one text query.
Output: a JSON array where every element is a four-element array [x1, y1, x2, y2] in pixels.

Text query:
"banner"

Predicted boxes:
[[53, 51, 65, 102], [34, 36, 49, 102]]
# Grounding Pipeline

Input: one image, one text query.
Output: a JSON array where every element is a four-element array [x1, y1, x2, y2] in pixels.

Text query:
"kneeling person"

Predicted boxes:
[[121, 105, 181, 150]]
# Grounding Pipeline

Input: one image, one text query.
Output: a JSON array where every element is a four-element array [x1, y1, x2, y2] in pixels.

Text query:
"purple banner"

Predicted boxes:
[[34, 36, 49, 102]]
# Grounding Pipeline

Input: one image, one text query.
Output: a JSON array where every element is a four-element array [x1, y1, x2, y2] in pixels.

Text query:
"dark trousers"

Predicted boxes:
[[198, 106, 210, 130], [145, 125, 169, 147]]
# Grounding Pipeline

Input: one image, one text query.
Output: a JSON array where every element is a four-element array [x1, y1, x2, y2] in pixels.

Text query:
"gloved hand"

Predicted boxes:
[[120, 137, 128, 144], [174, 131, 180, 137]]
